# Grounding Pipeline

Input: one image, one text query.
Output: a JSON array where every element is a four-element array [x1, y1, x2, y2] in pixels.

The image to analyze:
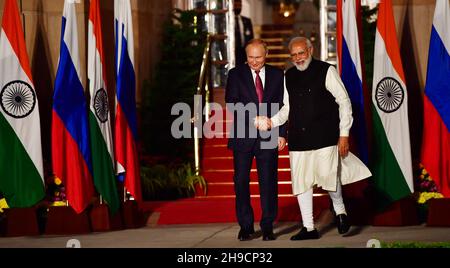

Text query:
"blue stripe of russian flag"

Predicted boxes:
[[116, 26, 138, 140]]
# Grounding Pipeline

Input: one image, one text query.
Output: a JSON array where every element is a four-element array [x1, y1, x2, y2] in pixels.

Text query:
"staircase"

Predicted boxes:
[[260, 24, 294, 69]]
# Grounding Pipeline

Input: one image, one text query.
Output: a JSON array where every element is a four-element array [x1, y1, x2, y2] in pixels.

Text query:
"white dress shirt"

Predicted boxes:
[[251, 66, 266, 90]]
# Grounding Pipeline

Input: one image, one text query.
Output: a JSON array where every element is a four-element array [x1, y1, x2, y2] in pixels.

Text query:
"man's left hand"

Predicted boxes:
[[254, 116, 272, 131], [338, 136, 349, 158], [278, 137, 287, 151]]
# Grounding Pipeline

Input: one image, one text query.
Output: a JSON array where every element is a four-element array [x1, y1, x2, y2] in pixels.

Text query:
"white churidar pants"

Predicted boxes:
[[291, 145, 372, 229]]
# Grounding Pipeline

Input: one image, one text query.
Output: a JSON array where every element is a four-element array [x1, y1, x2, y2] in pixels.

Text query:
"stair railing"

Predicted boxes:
[[192, 34, 211, 175]]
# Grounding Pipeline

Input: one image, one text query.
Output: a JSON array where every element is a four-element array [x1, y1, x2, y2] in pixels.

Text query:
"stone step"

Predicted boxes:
[[202, 181, 294, 196]]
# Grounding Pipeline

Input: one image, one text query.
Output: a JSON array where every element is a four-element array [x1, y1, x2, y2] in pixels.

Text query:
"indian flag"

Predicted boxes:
[[0, 0, 45, 207], [88, 0, 120, 214], [371, 0, 413, 210]]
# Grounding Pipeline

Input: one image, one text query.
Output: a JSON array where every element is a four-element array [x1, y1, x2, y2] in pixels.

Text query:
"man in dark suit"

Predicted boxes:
[[234, 0, 254, 66], [225, 39, 287, 241]]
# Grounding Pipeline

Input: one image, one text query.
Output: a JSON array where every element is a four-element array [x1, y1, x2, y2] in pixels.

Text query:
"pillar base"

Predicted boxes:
[[44, 206, 91, 235], [122, 200, 146, 229], [427, 198, 450, 227], [89, 204, 123, 232], [373, 197, 419, 226], [0, 208, 40, 237]]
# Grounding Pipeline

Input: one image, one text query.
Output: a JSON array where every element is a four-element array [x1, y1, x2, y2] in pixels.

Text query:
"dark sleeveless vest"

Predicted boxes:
[[285, 59, 340, 151]]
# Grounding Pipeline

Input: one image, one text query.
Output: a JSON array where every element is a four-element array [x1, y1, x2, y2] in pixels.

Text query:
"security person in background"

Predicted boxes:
[[234, 0, 254, 66]]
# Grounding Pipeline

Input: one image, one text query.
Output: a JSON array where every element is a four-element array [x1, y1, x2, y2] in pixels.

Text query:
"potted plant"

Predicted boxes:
[[141, 163, 207, 201]]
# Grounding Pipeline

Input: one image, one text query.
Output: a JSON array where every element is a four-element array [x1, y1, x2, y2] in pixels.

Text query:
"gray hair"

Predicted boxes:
[[288, 37, 312, 51], [246, 38, 269, 54]]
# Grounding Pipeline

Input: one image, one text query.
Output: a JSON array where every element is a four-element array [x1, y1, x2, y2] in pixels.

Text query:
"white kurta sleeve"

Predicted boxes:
[[325, 66, 353, 137], [270, 76, 290, 127]]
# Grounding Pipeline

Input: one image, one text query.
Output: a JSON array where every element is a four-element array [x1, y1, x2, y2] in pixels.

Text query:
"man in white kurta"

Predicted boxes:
[[256, 37, 371, 240]]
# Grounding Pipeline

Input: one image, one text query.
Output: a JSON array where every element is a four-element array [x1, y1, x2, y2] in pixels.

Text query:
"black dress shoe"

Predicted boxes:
[[290, 227, 320, 240], [262, 231, 276, 241], [336, 214, 350, 234], [238, 229, 254, 241]]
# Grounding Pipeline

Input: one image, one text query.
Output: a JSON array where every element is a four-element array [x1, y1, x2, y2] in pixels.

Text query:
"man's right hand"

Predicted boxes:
[[254, 116, 272, 131]]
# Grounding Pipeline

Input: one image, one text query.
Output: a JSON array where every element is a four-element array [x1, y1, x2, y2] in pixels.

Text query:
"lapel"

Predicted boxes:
[[243, 65, 259, 103]]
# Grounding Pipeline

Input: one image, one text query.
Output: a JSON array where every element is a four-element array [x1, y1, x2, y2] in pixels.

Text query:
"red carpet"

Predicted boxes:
[[141, 195, 330, 225]]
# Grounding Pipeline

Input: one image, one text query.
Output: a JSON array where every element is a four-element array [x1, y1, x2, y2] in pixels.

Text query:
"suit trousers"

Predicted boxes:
[[233, 142, 278, 232]]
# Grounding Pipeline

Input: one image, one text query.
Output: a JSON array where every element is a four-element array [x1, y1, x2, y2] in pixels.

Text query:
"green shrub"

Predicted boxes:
[[141, 163, 207, 200], [381, 241, 450, 248]]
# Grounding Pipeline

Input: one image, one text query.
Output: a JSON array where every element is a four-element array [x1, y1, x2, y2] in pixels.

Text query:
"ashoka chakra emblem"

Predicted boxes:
[[94, 88, 109, 123], [375, 77, 404, 113], [1, 80, 36, 119]]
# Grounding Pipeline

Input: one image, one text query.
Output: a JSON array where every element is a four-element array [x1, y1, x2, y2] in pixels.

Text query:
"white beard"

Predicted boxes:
[[294, 56, 312, 71]]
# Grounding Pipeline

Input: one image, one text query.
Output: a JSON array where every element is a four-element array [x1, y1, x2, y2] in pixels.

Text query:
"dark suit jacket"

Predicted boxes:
[[225, 64, 287, 152], [235, 15, 254, 66]]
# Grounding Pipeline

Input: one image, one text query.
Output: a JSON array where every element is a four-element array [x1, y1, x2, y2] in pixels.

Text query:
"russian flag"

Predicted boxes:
[[114, 0, 142, 201], [52, 0, 95, 213], [421, 0, 450, 197], [337, 0, 369, 164]]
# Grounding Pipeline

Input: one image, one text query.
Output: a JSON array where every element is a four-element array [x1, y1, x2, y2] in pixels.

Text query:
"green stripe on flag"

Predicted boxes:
[[89, 112, 120, 214], [370, 106, 412, 211], [0, 114, 44, 207]]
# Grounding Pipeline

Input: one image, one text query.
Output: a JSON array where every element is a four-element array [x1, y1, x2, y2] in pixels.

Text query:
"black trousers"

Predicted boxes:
[[233, 143, 278, 232]]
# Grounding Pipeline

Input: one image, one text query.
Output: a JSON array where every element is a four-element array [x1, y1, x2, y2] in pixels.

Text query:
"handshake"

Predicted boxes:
[[254, 116, 273, 131]]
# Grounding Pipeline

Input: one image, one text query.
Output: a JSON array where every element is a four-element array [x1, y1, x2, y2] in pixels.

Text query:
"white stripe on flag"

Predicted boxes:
[[433, 0, 450, 52], [63, 0, 82, 82]]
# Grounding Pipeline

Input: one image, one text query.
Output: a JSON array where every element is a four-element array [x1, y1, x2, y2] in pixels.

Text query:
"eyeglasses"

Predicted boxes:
[[290, 49, 310, 58]]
